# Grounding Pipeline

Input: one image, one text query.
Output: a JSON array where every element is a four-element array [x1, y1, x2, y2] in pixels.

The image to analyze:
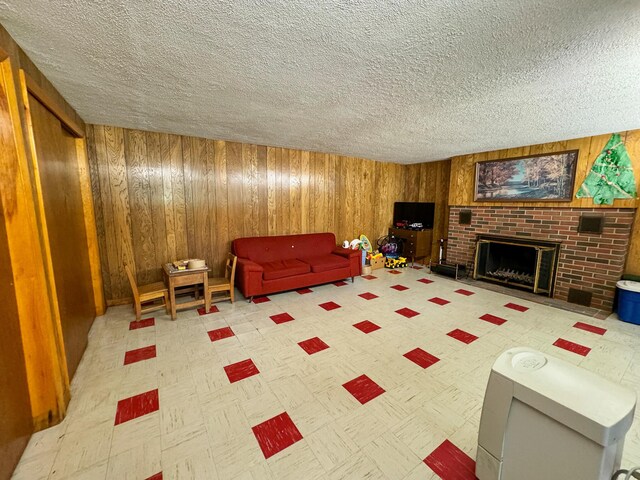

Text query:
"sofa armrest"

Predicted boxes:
[[235, 258, 264, 298], [332, 247, 360, 259], [332, 247, 362, 277]]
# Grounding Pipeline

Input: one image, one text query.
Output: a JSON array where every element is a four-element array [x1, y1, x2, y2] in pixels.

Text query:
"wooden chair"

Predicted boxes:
[[206, 253, 237, 305], [124, 263, 170, 320]]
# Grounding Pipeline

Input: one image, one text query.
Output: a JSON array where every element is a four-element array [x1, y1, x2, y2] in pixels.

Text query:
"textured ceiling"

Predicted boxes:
[[1, 1, 640, 163]]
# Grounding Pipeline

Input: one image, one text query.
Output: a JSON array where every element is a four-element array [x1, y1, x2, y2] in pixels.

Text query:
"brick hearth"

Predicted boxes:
[[447, 206, 635, 310]]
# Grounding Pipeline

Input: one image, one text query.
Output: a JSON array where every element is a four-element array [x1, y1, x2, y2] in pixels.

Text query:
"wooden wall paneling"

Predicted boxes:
[[275, 148, 287, 235], [159, 133, 177, 262], [74, 137, 105, 316], [213, 140, 230, 262], [124, 129, 155, 285], [312, 152, 325, 233], [266, 147, 277, 236], [181, 136, 197, 260], [257, 145, 269, 237], [226, 142, 244, 243], [334, 156, 348, 243], [300, 150, 310, 234], [326, 154, 337, 237], [168, 134, 188, 261], [289, 149, 302, 234], [146, 132, 169, 272], [86, 125, 112, 303], [205, 140, 218, 267], [623, 129, 640, 274], [192, 137, 211, 263], [242, 143, 258, 238], [105, 126, 136, 300]]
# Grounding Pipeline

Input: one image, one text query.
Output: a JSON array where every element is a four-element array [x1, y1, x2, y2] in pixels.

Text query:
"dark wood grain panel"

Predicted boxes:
[[29, 94, 95, 379], [124, 129, 155, 285]]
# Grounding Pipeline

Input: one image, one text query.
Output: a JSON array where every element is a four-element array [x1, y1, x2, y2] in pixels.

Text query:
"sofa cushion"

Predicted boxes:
[[300, 254, 350, 273], [262, 259, 311, 281], [233, 233, 338, 263]]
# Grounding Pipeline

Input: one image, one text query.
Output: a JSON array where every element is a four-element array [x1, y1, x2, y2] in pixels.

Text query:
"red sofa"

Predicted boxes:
[[232, 233, 361, 300]]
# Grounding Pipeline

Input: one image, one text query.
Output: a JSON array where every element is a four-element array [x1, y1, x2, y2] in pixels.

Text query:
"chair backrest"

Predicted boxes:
[[124, 263, 139, 298], [226, 253, 238, 286]]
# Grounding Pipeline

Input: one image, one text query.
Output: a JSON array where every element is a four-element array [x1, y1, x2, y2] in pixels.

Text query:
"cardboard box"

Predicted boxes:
[[370, 256, 385, 270]]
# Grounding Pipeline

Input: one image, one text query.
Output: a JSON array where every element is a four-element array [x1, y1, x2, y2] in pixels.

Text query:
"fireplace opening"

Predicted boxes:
[[474, 235, 560, 296]]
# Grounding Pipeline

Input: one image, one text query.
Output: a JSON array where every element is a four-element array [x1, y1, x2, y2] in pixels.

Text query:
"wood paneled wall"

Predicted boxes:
[[448, 129, 640, 274], [449, 130, 640, 208], [87, 124, 450, 303]]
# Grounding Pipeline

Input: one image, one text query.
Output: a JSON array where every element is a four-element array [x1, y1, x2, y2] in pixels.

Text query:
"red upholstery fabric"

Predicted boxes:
[[262, 259, 311, 280], [300, 254, 350, 273], [233, 233, 337, 263], [232, 233, 361, 298]]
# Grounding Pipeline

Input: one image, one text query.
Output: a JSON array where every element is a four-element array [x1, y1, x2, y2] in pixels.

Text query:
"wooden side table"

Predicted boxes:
[[162, 263, 210, 320]]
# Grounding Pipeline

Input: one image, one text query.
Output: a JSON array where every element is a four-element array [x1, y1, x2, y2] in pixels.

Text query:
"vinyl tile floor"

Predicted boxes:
[[12, 267, 640, 480]]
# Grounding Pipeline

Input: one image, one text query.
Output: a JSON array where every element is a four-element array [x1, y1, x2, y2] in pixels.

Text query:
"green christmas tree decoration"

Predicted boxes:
[[576, 133, 637, 205]]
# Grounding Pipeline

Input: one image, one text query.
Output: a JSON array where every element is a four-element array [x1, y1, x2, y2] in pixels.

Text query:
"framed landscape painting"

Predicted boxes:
[[474, 150, 579, 202]]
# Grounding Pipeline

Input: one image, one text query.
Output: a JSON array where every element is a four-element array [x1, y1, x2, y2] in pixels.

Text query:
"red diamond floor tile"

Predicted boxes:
[[296, 288, 313, 294], [207, 326, 235, 342], [298, 337, 330, 355], [391, 284, 409, 291], [505, 302, 529, 312], [252, 412, 303, 459], [553, 338, 591, 356], [145, 473, 163, 480], [424, 439, 476, 480], [447, 329, 478, 344], [333, 281, 348, 287], [411, 266, 423, 270], [573, 321, 607, 335], [417, 278, 434, 284], [114, 389, 159, 425], [479, 313, 507, 326], [362, 275, 378, 280], [224, 359, 260, 383], [395, 307, 420, 318], [129, 318, 155, 330], [270, 312, 295, 324], [359, 292, 379, 300], [253, 296, 271, 304], [197, 305, 220, 315], [429, 297, 450, 306], [123, 345, 157, 366], [404, 348, 440, 369], [454, 289, 475, 296], [342, 374, 385, 404], [353, 320, 381, 334], [388, 270, 402, 275], [319, 301, 341, 311]]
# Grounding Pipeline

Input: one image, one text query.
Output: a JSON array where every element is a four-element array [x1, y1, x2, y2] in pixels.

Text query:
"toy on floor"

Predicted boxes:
[[385, 256, 407, 269]]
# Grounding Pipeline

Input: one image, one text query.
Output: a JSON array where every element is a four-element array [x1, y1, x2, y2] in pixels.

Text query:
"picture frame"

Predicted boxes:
[[474, 150, 579, 202]]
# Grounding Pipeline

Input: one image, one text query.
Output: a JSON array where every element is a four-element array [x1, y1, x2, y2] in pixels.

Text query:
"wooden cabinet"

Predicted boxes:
[[389, 227, 433, 264]]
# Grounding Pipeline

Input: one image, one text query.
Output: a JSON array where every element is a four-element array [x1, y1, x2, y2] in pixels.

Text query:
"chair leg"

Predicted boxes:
[[134, 301, 142, 321], [164, 292, 170, 314], [230, 287, 234, 304]]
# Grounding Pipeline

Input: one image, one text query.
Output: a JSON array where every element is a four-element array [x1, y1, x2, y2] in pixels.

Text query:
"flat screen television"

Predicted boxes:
[[393, 202, 435, 229]]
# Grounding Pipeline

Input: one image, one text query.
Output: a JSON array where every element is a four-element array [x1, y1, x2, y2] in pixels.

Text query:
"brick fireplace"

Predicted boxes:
[[447, 206, 635, 311]]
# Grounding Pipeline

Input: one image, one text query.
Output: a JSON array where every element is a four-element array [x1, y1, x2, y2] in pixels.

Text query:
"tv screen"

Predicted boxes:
[[393, 202, 435, 229]]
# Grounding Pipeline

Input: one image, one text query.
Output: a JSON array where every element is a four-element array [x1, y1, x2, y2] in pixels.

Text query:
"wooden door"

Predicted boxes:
[[0, 172, 32, 479], [28, 94, 95, 378]]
